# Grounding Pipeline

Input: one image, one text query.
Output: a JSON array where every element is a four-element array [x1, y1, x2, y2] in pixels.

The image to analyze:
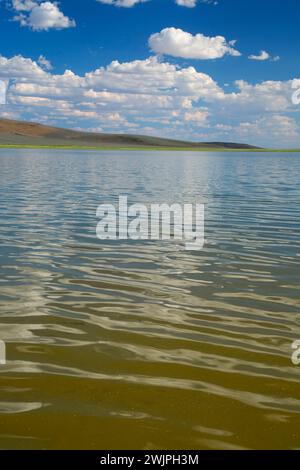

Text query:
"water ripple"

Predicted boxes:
[[0, 149, 300, 450]]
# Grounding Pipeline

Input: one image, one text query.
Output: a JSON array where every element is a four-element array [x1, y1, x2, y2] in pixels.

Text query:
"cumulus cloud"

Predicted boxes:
[[0, 54, 47, 79], [12, 0, 37, 11], [12, 1, 76, 31], [149, 28, 241, 60], [234, 115, 299, 142], [184, 109, 209, 124], [248, 50, 280, 62], [1, 53, 299, 146]]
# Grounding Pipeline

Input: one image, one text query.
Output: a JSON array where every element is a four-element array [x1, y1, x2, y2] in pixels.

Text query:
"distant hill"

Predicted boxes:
[[0, 118, 261, 150]]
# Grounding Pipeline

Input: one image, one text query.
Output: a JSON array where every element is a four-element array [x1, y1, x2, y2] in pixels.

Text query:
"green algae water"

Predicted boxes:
[[0, 149, 299, 450]]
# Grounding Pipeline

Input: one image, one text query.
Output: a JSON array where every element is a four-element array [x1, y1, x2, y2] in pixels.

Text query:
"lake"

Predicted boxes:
[[0, 149, 299, 450]]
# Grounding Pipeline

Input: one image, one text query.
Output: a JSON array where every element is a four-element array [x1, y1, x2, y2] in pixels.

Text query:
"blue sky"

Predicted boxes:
[[0, 0, 300, 146]]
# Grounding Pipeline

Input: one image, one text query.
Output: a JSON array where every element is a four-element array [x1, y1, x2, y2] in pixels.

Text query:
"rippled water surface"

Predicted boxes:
[[0, 149, 300, 450]]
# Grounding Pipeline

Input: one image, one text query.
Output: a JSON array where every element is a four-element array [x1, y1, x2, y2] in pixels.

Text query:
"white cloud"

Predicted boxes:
[[184, 109, 209, 124], [12, 1, 76, 31], [12, 0, 37, 11], [96, 0, 148, 6], [1, 53, 300, 146], [96, 0, 214, 7], [248, 50, 280, 62], [149, 28, 241, 60], [175, 0, 197, 7], [0, 54, 47, 79], [226, 80, 292, 112], [249, 50, 270, 61], [37, 55, 53, 70], [209, 115, 299, 147], [235, 115, 299, 142]]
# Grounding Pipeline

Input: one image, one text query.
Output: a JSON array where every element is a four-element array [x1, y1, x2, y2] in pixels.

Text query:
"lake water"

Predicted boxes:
[[0, 149, 300, 450]]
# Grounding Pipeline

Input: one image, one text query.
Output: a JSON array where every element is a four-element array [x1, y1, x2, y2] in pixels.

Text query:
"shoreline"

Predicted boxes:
[[0, 144, 299, 152]]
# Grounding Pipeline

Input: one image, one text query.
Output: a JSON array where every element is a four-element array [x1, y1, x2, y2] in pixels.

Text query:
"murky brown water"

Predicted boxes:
[[0, 149, 300, 450]]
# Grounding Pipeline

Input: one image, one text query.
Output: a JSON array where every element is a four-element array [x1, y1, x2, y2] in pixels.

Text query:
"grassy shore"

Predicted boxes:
[[0, 144, 299, 152]]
